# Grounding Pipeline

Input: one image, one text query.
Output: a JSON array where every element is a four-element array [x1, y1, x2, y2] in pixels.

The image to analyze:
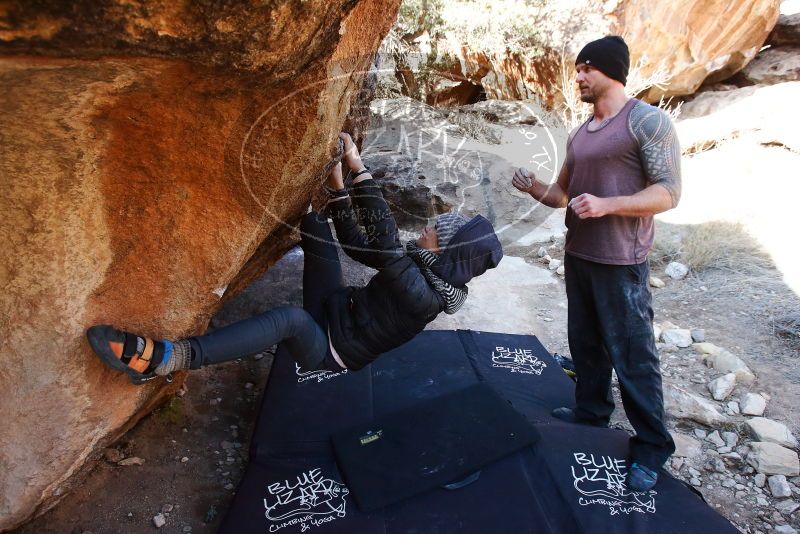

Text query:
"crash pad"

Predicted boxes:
[[220, 330, 737, 534]]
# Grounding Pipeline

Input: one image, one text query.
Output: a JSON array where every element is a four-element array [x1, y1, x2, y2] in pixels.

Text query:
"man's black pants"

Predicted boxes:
[[564, 253, 675, 470]]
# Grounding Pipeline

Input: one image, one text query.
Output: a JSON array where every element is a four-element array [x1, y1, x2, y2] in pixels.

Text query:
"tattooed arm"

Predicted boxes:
[[629, 101, 682, 207], [569, 102, 681, 219]]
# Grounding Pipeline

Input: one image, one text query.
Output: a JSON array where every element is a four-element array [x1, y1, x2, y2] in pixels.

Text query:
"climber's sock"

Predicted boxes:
[[154, 339, 192, 376]]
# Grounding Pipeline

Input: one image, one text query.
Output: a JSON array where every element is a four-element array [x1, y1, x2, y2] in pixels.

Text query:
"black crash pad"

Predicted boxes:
[[332, 383, 540, 511], [220, 329, 737, 534], [526, 422, 738, 533]]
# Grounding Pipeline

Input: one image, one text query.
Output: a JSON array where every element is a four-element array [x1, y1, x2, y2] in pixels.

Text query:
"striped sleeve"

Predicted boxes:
[[412, 246, 439, 268], [422, 268, 468, 314], [405, 240, 468, 314]]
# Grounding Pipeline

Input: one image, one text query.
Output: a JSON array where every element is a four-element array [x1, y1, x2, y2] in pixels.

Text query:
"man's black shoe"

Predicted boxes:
[[551, 407, 608, 428], [627, 462, 659, 491]]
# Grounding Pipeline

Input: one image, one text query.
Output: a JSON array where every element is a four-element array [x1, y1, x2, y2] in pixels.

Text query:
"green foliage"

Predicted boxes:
[[389, 0, 545, 59], [156, 396, 184, 426], [445, 0, 545, 59], [396, 0, 445, 39], [380, 0, 548, 102]]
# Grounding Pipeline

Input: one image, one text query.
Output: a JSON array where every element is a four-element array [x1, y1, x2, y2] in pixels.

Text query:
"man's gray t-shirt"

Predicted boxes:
[[564, 99, 682, 265]]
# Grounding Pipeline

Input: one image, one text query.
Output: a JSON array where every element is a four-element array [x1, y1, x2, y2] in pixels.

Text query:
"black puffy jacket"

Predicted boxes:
[[325, 179, 443, 370]]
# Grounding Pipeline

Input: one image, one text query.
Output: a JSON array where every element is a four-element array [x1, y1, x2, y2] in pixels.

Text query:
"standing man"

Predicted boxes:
[[512, 36, 681, 491]]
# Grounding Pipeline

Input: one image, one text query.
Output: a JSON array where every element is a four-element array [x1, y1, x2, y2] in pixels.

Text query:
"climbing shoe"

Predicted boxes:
[[86, 325, 190, 385]]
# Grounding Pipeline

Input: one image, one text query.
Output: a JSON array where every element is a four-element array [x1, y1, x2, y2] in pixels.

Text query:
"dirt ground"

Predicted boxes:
[[648, 266, 800, 533]]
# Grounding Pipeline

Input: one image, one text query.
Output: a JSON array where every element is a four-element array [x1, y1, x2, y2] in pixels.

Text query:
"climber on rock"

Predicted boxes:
[[87, 132, 503, 384]]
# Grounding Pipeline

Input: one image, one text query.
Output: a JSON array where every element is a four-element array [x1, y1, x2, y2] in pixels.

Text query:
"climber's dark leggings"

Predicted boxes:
[[186, 212, 346, 372]]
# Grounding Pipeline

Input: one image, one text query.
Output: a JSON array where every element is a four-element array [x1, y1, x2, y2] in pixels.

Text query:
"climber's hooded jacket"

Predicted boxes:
[[325, 178, 503, 370]]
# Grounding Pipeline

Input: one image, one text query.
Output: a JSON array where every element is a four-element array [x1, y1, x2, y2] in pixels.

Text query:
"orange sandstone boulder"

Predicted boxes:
[[0, 0, 399, 530]]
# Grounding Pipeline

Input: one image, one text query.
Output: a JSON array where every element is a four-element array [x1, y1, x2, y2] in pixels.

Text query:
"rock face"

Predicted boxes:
[[612, 0, 780, 100], [741, 47, 800, 84], [768, 8, 800, 46], [0, 0, 400, 530], [383, 0, 780, 106]]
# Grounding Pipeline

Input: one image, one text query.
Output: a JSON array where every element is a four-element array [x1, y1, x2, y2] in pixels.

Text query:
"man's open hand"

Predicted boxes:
[[512, 167, 535, 193], [569, 193, 613, 219]]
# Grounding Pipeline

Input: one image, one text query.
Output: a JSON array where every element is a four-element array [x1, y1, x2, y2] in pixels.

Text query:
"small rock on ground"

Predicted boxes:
[[722, 431, 739, 448], [673, 433, 703, 458], [661, 328, 693, 348], [103, 449, 123, 463], [665, 261, 689, 280], [769, 475, 793, 498], [707, 430, 726, 448], [748, 442, 800, 476], [746, 418, 798, 449], [664, 383, 727, 426], [726, 401, 740, 415], [693, 342, 723, 356], [117, 457, 145, 466], [708, 373, 737, 401], [776, 500, 799, 515], [706, 351, 756, 384], [740, 392, 767, 416]]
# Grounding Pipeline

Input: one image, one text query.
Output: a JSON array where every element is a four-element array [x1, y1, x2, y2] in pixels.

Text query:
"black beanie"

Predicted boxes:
[[575, 36, 630, 86]]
